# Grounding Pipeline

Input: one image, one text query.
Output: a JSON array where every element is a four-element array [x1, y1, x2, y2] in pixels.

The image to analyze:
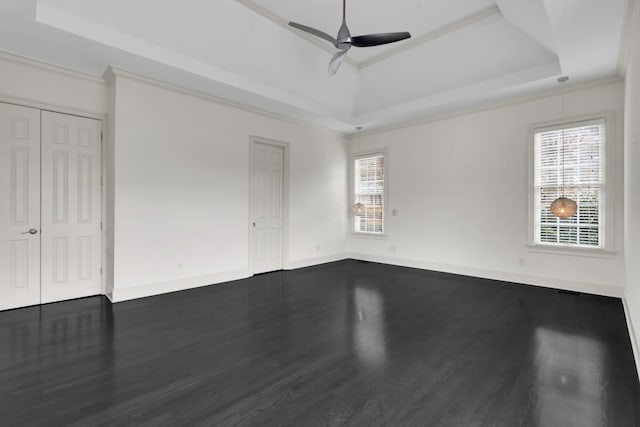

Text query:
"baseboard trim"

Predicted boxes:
[[349, 252, 624, 298], [111, 269, 251, 302], [623, 298, 640, 380], [108, 253, 623, 302], [109, 254, 352, 303], [286, 253, 350, 270]]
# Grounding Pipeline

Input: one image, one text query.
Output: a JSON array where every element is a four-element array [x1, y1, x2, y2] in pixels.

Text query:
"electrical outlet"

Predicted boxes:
[[389, 245, 397, 253], [392, 209, 398, 216], [517, 258, 525, 266], [178, 263, 183, 270], [316, 244, 320, 252]]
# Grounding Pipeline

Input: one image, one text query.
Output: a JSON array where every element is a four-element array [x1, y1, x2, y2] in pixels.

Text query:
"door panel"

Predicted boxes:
[[0, 103, 41, 311], [271, 229, 281, 260], [252, 143, 284, 274], [40, 111, 102, 304]]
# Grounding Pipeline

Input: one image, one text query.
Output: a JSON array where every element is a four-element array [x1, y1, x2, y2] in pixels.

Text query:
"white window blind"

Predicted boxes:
[[534, 119, 605, 248], [354, 153, 384, 234]]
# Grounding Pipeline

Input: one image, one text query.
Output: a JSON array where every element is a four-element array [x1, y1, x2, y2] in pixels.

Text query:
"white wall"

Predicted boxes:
[[0, 51, 107, 115], [0, 49, 632, 307], [624, 1, 640, 363], [349, 81, 626, 297], [108, 71, 348, 301]]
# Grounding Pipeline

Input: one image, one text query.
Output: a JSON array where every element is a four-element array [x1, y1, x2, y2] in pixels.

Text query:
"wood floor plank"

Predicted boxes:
[[0, 259, 639, 426]]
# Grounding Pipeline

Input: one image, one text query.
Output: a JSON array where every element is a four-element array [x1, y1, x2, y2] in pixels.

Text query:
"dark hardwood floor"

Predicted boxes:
[[1, 259, 639, 426]]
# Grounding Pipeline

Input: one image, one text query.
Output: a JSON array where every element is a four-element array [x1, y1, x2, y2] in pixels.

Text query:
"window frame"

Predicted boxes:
[[527, 112, 615, 256], [351, 149, 388, 238]]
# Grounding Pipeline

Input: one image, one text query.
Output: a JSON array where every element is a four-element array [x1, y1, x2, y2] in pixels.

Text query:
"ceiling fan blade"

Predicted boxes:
[[289, 22, 337, 47], [350, 32, 411, 47], [328, 49, 348, 76]]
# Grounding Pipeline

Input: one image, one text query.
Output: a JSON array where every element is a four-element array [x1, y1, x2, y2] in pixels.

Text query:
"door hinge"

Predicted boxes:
[[100, 222, 103, 231], [100, 267, 103, 276], [101, 131, 103, 141]]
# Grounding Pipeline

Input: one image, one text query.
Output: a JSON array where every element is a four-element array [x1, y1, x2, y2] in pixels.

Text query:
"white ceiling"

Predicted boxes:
[[0, 0, 629, 133], [246, 0, 496, 64]]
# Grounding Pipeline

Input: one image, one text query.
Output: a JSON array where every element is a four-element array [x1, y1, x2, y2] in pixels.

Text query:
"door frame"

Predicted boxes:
[[0, 95, 108, 299], [248, 136, 290, 276]]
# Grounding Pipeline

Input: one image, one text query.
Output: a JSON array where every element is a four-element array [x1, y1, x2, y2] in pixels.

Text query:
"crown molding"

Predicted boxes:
[[106, 67, 622, 140], [102, 66, 116, 86], [351, 75, 623, 138], [358, 5, 501, 69], [105, 66, 348, 139], [0, 49, 106, 85]]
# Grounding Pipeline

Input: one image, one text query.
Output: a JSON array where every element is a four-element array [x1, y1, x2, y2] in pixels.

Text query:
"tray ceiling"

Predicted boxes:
[[0, 0, 628, 132], [241, 0, 497, 65]]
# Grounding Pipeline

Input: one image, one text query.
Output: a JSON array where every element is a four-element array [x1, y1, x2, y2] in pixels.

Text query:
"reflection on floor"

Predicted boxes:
[[534, 328, 604, 427], [353, 286, 387, 369], [1, 260, 639, 426]]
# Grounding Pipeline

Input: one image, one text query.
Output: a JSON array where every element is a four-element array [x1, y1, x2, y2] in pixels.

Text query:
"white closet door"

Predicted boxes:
[[40, 111, 102, 304], [0, 103, 41, 311], [251, 142, 284, 274]]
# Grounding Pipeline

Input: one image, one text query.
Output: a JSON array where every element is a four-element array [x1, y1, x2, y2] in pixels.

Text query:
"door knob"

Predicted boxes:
[[252, 222, 256, 227], [21, 228, 38, 235]]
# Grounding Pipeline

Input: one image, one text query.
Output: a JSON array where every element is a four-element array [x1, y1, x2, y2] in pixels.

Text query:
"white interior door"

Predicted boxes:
[[40, 111, 102, 304], [0, 103, 41, 311], [251, 142, 284, 274]]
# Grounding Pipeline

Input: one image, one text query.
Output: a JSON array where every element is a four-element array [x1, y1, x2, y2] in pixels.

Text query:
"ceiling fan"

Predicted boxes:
[[289, 0, 412, 76]]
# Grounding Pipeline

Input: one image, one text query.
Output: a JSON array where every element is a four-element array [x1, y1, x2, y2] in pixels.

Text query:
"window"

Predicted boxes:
[[354, 152, 385, 234], [533, 118, 605, 248]]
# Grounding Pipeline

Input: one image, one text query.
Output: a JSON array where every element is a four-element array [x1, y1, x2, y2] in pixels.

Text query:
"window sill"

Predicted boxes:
[[526, 244, 616, 258], [352, 232, 388, 240]]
